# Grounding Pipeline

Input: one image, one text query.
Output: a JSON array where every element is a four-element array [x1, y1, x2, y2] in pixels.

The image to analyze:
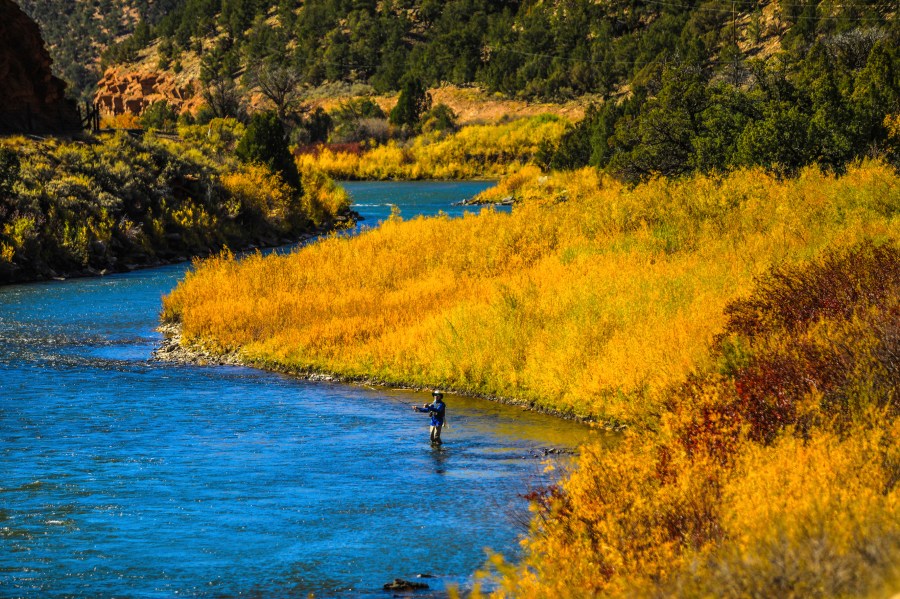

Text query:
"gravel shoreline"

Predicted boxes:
[[151, 322, 624, 433]]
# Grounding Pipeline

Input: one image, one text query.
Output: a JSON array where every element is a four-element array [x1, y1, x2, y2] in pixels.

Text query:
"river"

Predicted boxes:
[[0, 182, 596, 598]]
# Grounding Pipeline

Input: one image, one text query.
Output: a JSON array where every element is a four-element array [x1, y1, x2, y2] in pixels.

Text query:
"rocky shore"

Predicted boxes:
[[153, 323, 584, 457], [152, 321, 621, 434], [453, 194, 515, 207]]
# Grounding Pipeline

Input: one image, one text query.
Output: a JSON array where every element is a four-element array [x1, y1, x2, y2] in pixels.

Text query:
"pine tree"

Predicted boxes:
[[389, 76, 431, 128], [236, 111, 302, 192]]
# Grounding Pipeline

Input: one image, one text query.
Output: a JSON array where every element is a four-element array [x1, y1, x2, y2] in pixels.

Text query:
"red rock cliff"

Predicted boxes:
[[95, 68, 201, 116], [0, 0, 82, 134]]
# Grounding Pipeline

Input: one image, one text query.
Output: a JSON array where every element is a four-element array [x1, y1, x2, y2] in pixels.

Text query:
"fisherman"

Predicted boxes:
[[413, 390, 446, 445]]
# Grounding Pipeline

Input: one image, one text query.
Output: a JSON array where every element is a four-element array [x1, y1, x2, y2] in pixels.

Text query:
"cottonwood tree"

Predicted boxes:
[[248, 60, 305, 122]]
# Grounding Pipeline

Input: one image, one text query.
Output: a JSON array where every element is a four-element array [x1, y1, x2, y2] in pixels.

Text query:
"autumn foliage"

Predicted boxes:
[[482, 242, 900, 598], [295, 115, 567, 180], [0, 129, 350, 283], [162, 162, 900, 596], [163, 163, 898, 422]]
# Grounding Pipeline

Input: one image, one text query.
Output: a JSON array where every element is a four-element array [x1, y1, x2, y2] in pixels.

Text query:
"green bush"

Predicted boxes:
[[421, 103, 458, 133]]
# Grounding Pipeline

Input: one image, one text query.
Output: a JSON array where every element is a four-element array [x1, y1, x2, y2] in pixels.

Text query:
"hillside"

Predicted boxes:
[[17, 0, 182, 103], [0, 0, 82, 133], [19, 0, 898, 183], [26, 1, 896, 106], [76, 0, 897, 182]]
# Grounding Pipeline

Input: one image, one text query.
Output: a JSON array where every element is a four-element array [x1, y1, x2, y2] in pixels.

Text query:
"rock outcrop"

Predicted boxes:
[[0, 0, 82, 134], [94, 68, 200, 116]]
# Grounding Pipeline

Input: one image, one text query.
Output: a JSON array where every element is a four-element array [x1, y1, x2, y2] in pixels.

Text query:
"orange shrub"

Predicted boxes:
[[481, 241, 900, 598]]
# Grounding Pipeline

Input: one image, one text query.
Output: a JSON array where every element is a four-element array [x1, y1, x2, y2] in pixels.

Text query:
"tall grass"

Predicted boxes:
[[481, 242, 900, 598], [295, 115, 568, 180], [162, 162, 899, 423]]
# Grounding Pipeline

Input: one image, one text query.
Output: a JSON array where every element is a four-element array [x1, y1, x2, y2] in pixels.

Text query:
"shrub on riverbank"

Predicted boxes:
[[295, 115, 568, 180], [0, 131, 350, 284], [481, 242, 900, 598], [161, 162, 899, 423]]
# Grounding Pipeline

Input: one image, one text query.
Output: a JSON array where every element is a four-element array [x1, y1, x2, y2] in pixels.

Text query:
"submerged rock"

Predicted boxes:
[[383, 578, 429, 591], [530, 446, 577, 458]]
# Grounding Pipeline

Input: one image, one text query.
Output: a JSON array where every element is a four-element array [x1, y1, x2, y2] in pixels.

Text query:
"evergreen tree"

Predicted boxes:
[[610, 64, 710, 180], [140, 101, 178, 131], [852, 40, 900, 149], [389, 76, 431, 128], [236, 111, 302, 192], [200, 39, 245, 119]]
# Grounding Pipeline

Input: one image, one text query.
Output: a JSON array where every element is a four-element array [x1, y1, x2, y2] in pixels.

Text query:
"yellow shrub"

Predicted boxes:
[[1, 242, 15, 263], [481, 239, 900, 598], [171, 205, 215, 232], [472, 165, 543, 204], [486, 421, 900, 599], [3, 216, 37, 249], [177, 118, 246, 156], [100, 113, 141, 129], [297, 115, 567, 180], [221, 164, 296, 230], [163, 162, 900, 422], [299, 166, 352, 225], [886, 113, 900, 139], [662, 425, 900, 598]]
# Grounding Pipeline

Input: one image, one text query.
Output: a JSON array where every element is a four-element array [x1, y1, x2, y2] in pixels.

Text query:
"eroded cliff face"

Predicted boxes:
[[0, 0, 81, 134], [94, 68, 201, 116]]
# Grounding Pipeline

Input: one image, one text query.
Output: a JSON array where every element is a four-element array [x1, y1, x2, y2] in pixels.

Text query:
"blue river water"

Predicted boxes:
[[0, 182, 595, 598]]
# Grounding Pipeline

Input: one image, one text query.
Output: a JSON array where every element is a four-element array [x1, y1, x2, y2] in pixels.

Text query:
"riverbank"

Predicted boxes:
[[152, 321, 613, 429], [3, 220, 354, 284], [0, 130, 353, 285], [161, 163, 899, 423]]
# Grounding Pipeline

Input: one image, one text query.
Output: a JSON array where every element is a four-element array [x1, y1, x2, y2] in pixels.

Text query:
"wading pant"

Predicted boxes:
[[430, 424, 443, 444]]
